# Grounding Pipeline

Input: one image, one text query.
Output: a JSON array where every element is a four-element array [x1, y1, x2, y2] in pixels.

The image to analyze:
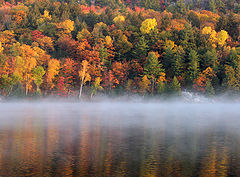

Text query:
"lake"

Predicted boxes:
[[0, 101, 240, 176]]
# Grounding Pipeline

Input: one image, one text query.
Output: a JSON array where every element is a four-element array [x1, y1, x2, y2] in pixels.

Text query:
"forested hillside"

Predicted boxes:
[[0, 0, 239, 98]]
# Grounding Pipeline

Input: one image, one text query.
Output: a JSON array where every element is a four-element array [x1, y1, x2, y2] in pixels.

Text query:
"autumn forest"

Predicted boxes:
[[0, 0, 239, 98]]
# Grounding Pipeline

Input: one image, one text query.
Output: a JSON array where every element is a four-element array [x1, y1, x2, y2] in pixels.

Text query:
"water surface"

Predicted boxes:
[[0, 102, 240, 176]]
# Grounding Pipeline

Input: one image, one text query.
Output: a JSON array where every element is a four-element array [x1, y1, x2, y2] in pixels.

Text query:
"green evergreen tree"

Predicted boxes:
[[205, 80, 215, 96], [174, 47, 185, 77], [144, 52, 165, 94], [156, 80, 165, 94], [209, 0, 217, 13], [168, 76, 181, 94], [179, 24, 196, 53], [188, 49, 200, 82], [132, 36, 149, 60], [204, 49, 218, 71], [163, 47, 175, 77]]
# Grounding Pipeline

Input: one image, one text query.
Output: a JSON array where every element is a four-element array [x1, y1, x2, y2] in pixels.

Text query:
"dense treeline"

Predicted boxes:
[[0, 0, 239, 98]]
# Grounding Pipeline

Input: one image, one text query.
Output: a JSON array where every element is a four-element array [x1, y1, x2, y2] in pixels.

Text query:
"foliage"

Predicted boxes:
[[140, 18, 157, 34], [0, 0, 239, 97]]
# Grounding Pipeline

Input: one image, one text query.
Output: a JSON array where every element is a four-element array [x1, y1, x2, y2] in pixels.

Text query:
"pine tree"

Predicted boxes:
[[205, 80, 215, 96], [209, 0, 217, 13], [188, 49, 200, 82], [132, 36, 149, 60], [168, 76, 181, 94], [204, 49, 218, 71], [144, 52, 165, 94]]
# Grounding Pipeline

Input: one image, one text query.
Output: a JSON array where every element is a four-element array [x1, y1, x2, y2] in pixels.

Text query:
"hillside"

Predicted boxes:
[[0, 0, 239, 98]]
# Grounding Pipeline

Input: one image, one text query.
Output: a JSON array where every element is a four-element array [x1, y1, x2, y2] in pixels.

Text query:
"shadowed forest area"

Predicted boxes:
[[0, 0, 239, 98]]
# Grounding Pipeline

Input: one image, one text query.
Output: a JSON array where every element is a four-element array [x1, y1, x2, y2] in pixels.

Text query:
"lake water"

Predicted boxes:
[[0, 101, 240, 176]]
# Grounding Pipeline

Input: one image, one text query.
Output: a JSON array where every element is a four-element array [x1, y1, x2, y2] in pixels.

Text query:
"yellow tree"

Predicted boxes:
[[32, 66, 45, 95], [0, 42, 3, 53], [78, 60, 91, 99], [91, 77, 103, 98], [202, 26, 217, 48], [139, 75, 151, 95], [140, 18, 157, 34], [113, 15, 125, 24], [201, 27, 228, 48], [77, 28, 91, 41], [46, 59, 60, 89], [217, 30, 229, 47], [105, 36, 113, 46], [13, 44, 38, 96], [57, 20, 74, 35]]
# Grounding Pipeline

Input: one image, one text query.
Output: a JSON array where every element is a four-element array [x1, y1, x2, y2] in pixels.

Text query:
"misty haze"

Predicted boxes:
[[0, 99, 240, 176]]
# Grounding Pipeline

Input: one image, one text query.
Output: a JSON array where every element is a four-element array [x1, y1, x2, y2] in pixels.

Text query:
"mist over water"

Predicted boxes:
[[1, 95, 240, 176]]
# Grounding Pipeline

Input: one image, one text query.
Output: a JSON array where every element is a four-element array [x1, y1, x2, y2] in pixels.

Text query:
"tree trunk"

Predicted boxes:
[[79, 76, 84, 99], [25, 76, 28, 96]]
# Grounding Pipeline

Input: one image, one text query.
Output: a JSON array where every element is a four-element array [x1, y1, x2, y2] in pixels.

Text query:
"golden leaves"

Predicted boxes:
[[105, 36, 113, 46], [47, 59, 60, 88], [0, 42, 3, 53], [217, 30, 229, 47], [57, 20, 74, 34], [140, 18, 157, 34], [113, 15, 125, 24], [202, 26, 229, 48], [139, 75, 151, 94], [79, 60, 91, 84]]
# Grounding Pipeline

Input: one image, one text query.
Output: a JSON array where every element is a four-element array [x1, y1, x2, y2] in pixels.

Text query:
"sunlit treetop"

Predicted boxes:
[[202, 26, 229, 48], [113, 15, 125, 24], [202, 26, 217, 48], [140, 18, 157, 34], [77, 28, 91, 41], [217, 30, 229, 47], [105, 36, 113, 46], [164, 40, 176, 50], [37, 10, 52, 25], [202, 26, 213, 35], [57, 20, 74, 34], [0, 42, 3, 53]]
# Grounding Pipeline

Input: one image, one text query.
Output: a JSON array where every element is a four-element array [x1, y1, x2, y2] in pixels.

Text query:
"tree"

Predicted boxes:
[[209, 0, 217, 13], [176, 0, 187, 15], [111, 61, 129, 85], [12, 44, 38, 96], [140, 18, 157, 34], [61, 58, 77, 95], [91, 77, 103, 98], [114, 33, 133, 57], [201, 26, 217, 48], [168, 76, 181, 94], [204, 49, 218, 71], [205, 80, 215, 95], [139, 75, 150, 95], [102, 70, 119, 93], [144, 52, 164, 94], [113, 15, 125, 24], [78, 60, 91, 99], [47, 59, 61, 90], [224, 64, 240, 91], [174, 46, 185, 77], [156, 72, 166, 94], [162, 40, 176, 77], [188, 49, 200, 82], [32, 66, 45, 95], [132, 36, 149, 60], [216, 30, 229, 47], [0, 42, 4, 54], [57, 19, 74, 36], [193, 67, 216, 93]]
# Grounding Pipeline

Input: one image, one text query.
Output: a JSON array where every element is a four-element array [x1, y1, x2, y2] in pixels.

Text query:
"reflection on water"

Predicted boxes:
[[0, 102, 240, 176]]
